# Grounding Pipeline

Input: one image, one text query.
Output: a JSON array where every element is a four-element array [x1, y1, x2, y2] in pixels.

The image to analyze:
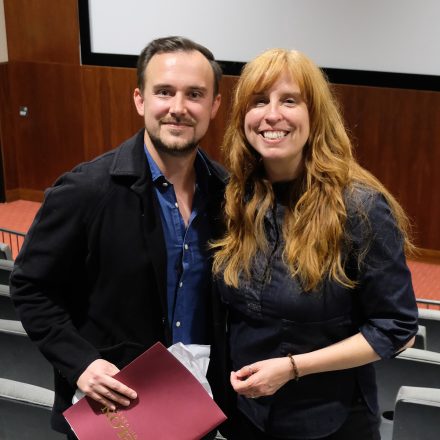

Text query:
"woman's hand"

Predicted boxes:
[[229, 332, 387, 400], [230, 357, 294, 399]]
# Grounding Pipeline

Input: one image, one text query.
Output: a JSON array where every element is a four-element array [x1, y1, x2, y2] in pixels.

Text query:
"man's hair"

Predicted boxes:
[[136, 36, 222, 95]]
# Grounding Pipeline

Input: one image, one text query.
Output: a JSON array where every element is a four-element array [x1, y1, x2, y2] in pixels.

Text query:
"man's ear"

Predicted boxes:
[[210, 94, 221, 119], [133, 88, 145, 116]]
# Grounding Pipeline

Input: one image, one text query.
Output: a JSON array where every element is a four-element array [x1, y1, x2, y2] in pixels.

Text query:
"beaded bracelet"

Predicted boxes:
[[287, 353, 300, 381]]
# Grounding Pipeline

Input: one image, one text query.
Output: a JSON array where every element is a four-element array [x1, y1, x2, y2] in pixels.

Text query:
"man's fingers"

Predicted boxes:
[[105, 376, 137, 399], [91, 383, 132, 407], [77, 359, 137, 408], [86, 376, 137, 406], [86, 390, 117, 411]]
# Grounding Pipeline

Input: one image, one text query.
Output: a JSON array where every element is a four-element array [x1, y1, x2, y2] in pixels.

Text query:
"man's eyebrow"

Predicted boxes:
[[151, 84, 208, 92], [152, 83, 173, 89], [188, 86, 208, 92]]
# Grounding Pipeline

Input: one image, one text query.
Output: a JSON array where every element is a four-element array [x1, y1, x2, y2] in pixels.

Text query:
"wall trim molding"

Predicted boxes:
[[6, 188, 44, 202], [412, 248, 440, 264]]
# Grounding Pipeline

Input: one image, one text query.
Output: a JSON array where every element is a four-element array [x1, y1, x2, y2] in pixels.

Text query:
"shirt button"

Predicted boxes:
[[175, 202, 179, 208], [176, 321, 181, 327], [162, 182, 169, 187], [179, 281, 183, 288], [184, 244, 189, 250]]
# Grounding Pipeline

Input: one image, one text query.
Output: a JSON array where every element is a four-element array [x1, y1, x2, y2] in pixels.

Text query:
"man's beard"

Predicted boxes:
[[148, 131, 199, 157]]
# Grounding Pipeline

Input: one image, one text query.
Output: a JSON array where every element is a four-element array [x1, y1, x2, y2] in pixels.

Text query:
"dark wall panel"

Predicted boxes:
[[7, 62, 84, 191], [0, 63, 18, 190], [81, 66, 143, 159], [199, 75, 236, 162], [3, 0, 80, 64], [334, 84, 440, 250]]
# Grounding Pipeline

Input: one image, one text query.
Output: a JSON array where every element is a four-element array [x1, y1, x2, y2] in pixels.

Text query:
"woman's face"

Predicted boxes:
[[244, 71, 310, 182]]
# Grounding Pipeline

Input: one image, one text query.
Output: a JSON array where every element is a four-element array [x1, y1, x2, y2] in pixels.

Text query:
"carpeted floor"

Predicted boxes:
[[0, 200, 41, 233], [0, 200, 41, 258], [1, 200, 440, 304], [409, 260, 440, 304]]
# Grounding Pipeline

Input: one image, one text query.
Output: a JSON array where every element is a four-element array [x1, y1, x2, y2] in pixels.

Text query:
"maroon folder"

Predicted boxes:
[[63, 342, 226, 440]]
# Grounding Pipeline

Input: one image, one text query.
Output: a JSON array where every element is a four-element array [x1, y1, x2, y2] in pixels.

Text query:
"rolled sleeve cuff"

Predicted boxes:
[[360, 323, 417, 359]]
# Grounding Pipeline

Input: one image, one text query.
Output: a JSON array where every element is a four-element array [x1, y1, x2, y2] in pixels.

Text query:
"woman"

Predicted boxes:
[[211, 49, 418, 439]]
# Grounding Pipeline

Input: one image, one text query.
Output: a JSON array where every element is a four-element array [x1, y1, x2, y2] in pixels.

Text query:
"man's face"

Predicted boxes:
[[134, 50, 221, 157]]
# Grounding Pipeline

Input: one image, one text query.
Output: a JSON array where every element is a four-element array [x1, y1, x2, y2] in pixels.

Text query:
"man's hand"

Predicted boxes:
[[76, 359, 137, 410]]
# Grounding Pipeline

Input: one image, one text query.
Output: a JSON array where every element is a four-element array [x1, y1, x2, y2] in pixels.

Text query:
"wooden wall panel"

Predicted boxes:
[[7, 61, 84, 193], [0, 62, 18, 190], [334, 84, 440, 250], [81, 66, 143, 159], [3, 0, 79, 64], [199, 75, 237, 163]]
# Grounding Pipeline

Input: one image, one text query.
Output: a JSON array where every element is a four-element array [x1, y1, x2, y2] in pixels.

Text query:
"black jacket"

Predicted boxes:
[[10, 129, 227, 432]]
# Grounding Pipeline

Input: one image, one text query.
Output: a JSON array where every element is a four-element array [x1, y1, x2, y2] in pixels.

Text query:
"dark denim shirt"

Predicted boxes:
[[145, 146, 212, 344], [217, 184, 418, 438]]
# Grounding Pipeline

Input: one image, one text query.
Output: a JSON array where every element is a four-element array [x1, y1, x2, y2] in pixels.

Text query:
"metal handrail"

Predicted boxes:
[[0, 227, 26, 259], [417, 298, 440, 310]]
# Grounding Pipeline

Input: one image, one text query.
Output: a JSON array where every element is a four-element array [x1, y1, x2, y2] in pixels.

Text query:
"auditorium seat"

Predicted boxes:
[[0, 242, 13, 260], [0, 258, 13, 284], [375, 347, 440, 418], [391, 386, 440, 440], [0, 319, 54, 390], [0, 378, 63, 439], [0, 283, 18, 320], [414, 324, 427, 349], [418, 308, 440, 352]]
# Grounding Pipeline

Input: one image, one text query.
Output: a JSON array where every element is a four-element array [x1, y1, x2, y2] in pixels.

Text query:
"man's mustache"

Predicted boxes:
[[160, 117, 195, 127]]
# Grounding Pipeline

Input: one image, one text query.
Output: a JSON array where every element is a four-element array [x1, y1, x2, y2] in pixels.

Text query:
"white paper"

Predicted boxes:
[[167, 343, 212, 398]]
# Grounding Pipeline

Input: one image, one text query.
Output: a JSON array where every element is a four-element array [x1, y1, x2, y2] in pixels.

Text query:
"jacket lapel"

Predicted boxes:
[[110, 130, 169, 342]]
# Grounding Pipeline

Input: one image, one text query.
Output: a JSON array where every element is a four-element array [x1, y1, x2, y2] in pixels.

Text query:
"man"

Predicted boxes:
[[10, 36, 226, 438]]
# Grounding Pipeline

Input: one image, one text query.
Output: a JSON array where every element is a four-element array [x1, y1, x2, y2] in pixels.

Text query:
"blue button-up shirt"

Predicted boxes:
[[145, 146, 212, 344]]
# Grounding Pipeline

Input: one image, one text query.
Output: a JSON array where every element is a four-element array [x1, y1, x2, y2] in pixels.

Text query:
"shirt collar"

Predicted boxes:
[[144, 145, 164, 183], [144, 144, 211, 192]]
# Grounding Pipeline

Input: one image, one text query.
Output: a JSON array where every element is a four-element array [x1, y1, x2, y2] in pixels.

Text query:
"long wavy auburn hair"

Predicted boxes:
[[212, 48, 414, 291]]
